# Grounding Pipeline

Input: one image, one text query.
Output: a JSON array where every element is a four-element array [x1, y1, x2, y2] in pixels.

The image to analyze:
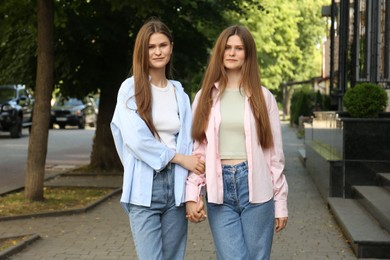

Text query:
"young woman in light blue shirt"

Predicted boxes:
[[111, 18, 205, 260]]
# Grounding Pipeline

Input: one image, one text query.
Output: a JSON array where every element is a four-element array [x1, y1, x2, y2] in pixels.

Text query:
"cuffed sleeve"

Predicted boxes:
[[185, 173, 206, 202], [274, 199, 288, 218]]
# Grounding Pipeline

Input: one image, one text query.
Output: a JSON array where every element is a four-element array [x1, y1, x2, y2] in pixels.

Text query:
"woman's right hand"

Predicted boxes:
[[186, 196, 207, 223], [172, 154, 205, 175]]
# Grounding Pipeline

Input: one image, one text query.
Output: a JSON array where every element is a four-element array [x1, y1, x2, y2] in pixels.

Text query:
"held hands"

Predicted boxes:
[[172, 154, 205, 175], [275, 217, 288, 232], [186, 196, 207, 223]]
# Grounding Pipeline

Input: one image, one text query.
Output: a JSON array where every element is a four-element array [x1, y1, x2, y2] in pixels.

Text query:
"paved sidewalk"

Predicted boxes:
[[0, 122, 358, 259]]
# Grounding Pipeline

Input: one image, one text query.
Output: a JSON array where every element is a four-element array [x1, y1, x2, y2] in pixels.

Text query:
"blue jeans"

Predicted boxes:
[[207, 161, 275, 260], [122, 164, 187, 260]]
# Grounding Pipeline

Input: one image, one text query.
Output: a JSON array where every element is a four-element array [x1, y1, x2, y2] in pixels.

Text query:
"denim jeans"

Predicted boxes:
[[207, 161, 275, 260], [121, 164, 187, 260]]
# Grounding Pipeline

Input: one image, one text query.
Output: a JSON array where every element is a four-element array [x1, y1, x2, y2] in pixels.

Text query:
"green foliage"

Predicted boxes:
[[0, 0, 333, 171], [233, 0, 328, 91], [0, 0, 36, 89], [343, 83, 388, 118], [0, 0, 245, 98], [314, 90, 331, 111], [290, 87, 314, 125], [0, 0, 329, 98], [290, 88, 330, 125]]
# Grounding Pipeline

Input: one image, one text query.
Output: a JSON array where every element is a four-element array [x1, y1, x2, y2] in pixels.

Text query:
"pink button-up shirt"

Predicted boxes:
[[185, 83, 288, 218]]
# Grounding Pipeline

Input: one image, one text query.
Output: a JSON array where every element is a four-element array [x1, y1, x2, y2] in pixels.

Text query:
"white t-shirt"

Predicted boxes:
[[151, 81, 180, 151]]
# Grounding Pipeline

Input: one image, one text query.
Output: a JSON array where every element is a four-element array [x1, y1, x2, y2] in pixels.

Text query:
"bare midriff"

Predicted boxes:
[[221, 159, 246, 166]]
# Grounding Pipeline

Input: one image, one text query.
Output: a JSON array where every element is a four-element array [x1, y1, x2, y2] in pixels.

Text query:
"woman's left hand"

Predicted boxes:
[[186, 196, 207, 223], [275, 217, 288, 232]]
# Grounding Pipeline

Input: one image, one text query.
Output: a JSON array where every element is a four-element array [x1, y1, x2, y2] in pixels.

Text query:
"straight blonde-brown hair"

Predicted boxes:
[[131, 18, 173, 137], [192, 25, 273, 148]]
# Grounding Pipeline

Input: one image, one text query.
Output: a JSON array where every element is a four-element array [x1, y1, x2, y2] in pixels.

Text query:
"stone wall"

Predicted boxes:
[[304, 111, 390, 198]]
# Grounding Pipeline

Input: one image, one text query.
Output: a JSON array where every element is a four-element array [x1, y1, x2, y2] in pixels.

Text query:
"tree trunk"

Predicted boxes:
[[24, 0, 54, 200], [89, 32, 129, 172], [90, 80, 123, 171]]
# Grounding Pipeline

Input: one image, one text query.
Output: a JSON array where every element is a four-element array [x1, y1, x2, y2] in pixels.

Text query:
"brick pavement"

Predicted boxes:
[[0, 122, 359, 260]]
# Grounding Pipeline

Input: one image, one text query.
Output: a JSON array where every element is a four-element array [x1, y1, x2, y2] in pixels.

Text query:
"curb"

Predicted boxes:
[[0, 167, 124, 257], [60, 172, 123, 176], [0, 172, 62, 197], [0, 234, 40, 260], [0, 188, 121, 222]]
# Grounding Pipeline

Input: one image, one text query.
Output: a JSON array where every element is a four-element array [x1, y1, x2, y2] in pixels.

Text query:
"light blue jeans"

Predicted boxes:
[[121, 164, 187, 260], [207, 161, 275, 260]]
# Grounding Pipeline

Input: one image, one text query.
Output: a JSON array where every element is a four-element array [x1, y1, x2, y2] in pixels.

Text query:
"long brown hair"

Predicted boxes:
[[131, 17, 173, 137], [192, 25, 274, 148]]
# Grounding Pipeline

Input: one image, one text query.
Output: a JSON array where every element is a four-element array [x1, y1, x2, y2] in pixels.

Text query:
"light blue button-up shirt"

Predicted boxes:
[[111, 76, 193, 206]]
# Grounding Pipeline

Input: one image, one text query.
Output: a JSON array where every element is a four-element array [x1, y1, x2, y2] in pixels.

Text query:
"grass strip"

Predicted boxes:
[[0, 187, 114, 217]]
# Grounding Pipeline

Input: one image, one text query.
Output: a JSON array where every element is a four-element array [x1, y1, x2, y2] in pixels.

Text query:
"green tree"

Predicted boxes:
[[0, 0, 245, 174], [230, 0, 328, 93], [1, 0, 328, 182], [290, 86, 314, 126], [0, 0, 36, 87], [295, 0, 328, 81]]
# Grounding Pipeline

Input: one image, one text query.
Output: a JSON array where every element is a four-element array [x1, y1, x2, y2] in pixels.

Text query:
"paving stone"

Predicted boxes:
[[0, 122, 358, 259]]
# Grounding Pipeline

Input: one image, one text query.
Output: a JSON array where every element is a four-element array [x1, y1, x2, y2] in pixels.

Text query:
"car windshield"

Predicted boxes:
[[54, 98, 83, 107], [0, 88, 16, 103]]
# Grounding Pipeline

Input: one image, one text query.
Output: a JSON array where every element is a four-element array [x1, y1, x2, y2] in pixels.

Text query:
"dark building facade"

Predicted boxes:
[[327, 0, 390, 110]]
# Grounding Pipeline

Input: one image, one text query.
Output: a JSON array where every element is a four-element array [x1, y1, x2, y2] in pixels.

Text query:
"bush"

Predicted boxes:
[[290, 89, 313, 126], [343, 83, 388, 118]]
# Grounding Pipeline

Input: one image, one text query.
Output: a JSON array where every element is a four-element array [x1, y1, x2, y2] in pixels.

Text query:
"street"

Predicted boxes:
[[0, 127, 95, 194]]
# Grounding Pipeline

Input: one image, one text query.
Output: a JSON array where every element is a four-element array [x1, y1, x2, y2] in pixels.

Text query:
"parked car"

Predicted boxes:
[[0, 84, 34, 138], [50, 96, 97, 129]]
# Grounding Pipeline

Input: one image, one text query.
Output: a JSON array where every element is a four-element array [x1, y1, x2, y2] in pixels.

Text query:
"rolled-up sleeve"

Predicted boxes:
[[185, 173, 206, 202], [185, 139, 207, 202]]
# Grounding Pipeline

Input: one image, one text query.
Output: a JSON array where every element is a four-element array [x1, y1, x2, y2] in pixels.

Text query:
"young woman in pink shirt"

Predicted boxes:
[[185, 25, 288, 260]]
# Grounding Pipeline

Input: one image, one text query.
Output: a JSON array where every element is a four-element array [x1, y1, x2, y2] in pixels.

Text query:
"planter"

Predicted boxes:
[[304, 112, 390, 198]]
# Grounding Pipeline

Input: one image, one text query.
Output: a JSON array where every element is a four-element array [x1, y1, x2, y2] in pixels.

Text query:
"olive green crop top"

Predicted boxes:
[[219, 88, 247, 159]]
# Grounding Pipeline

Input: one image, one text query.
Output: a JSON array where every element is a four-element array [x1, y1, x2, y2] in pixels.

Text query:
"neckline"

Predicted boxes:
[[225, 87, 241, 92], [151, 81, 172, 92]]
